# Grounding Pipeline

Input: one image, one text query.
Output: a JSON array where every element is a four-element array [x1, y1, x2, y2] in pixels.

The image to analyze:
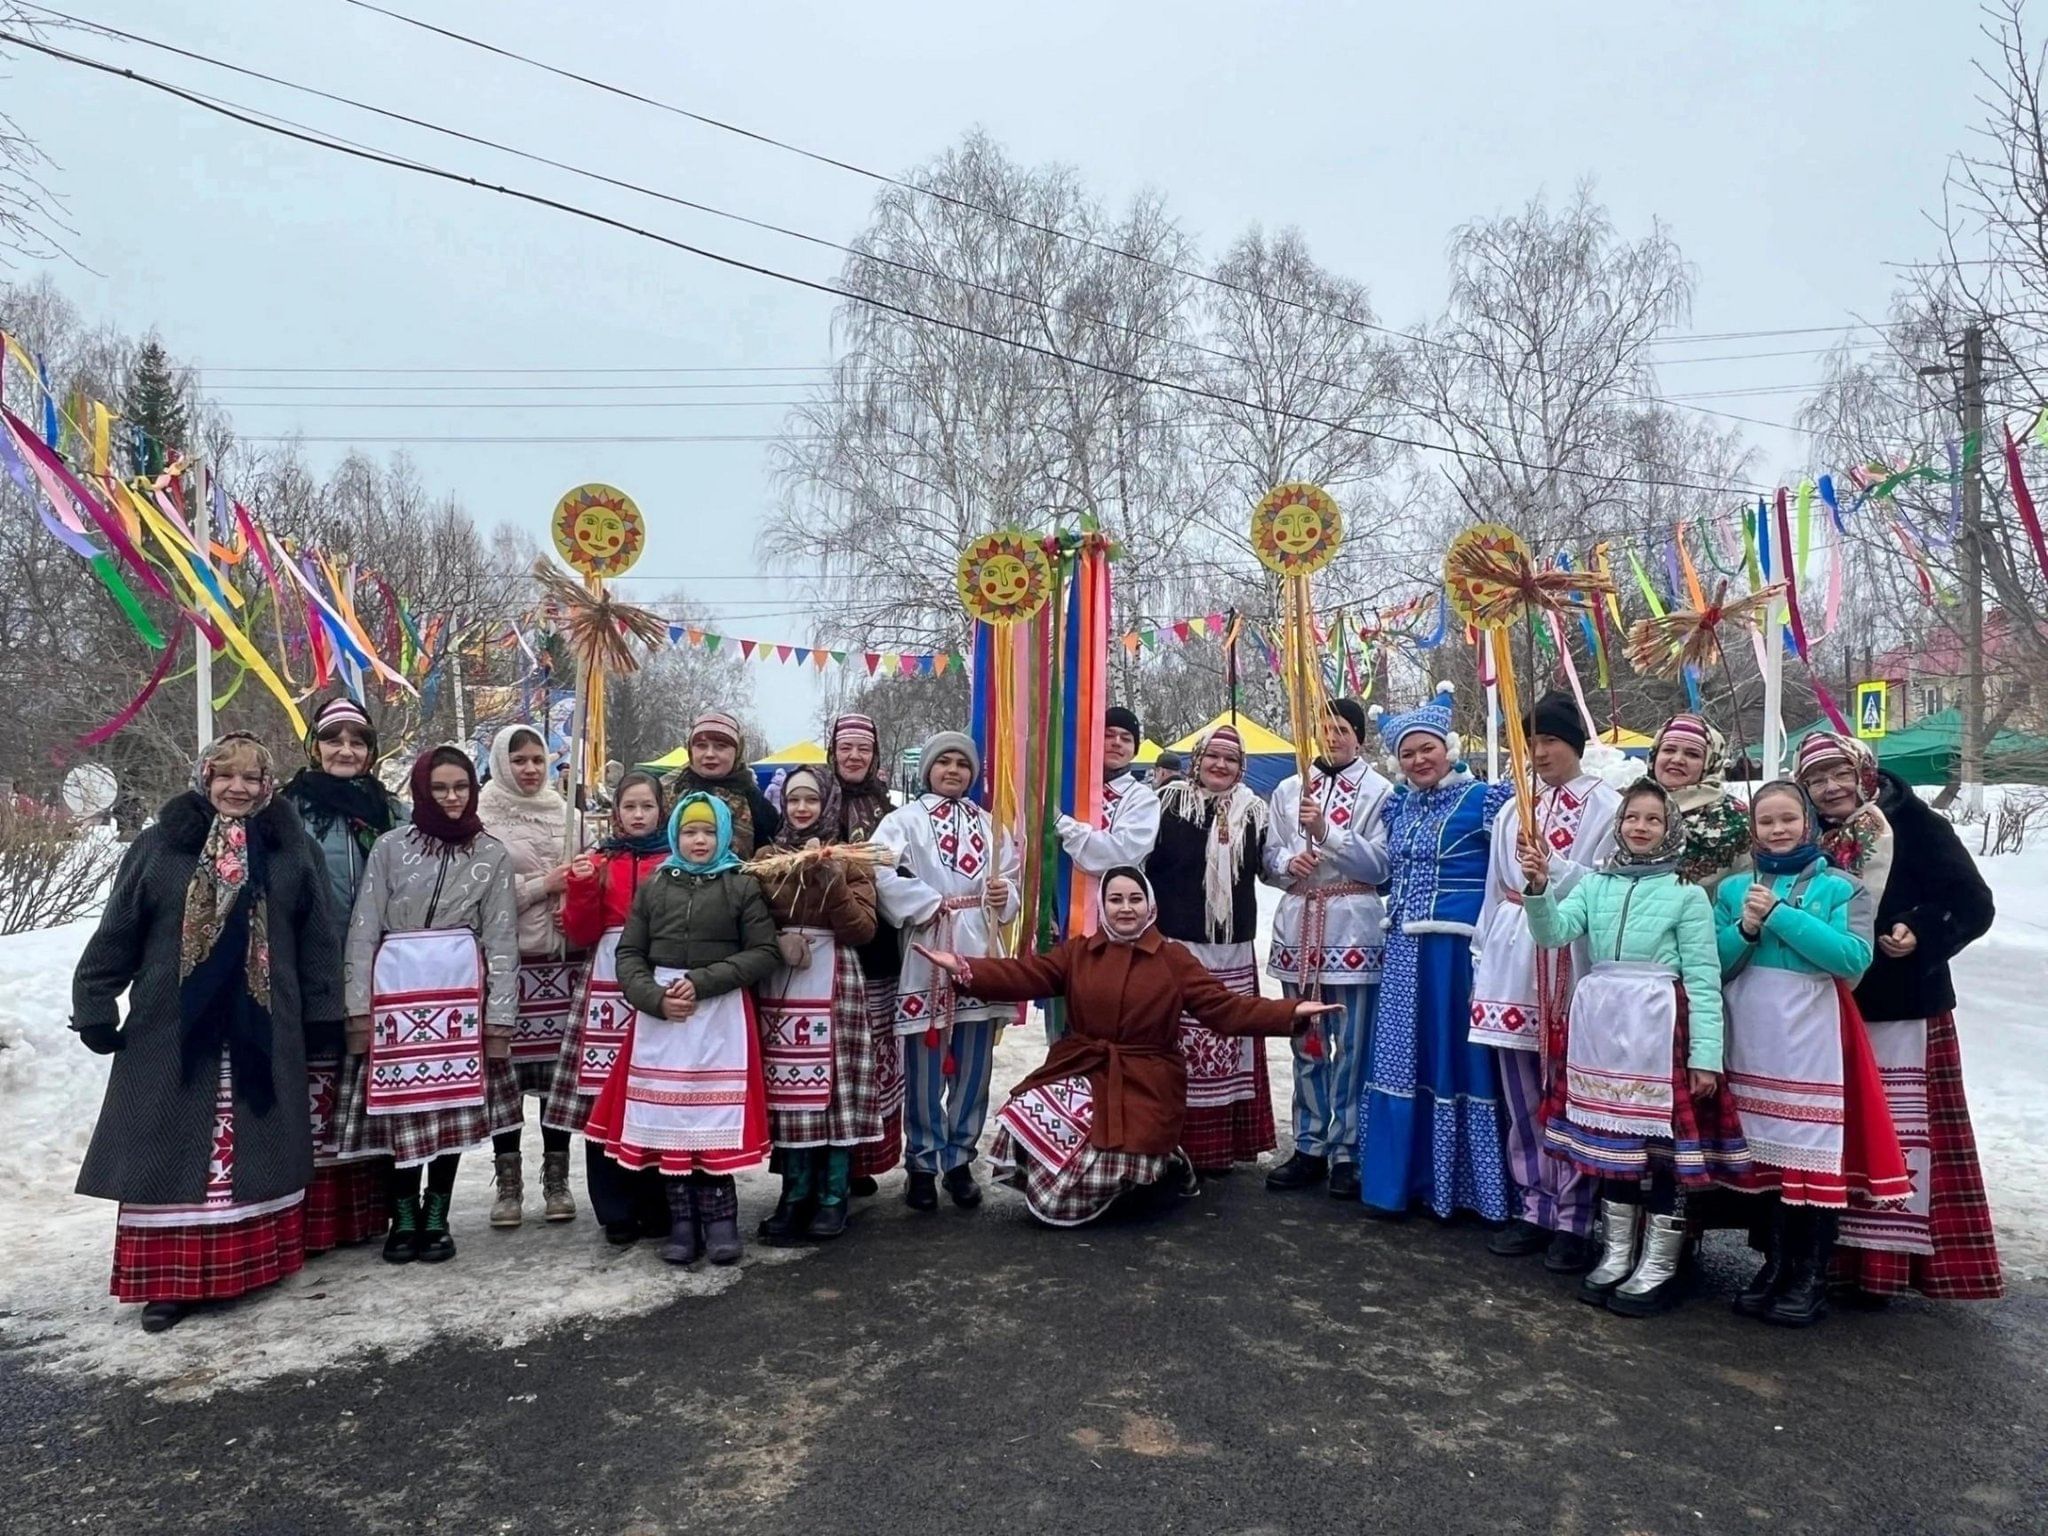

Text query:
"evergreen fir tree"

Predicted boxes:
[[122, 336, 188, 478]]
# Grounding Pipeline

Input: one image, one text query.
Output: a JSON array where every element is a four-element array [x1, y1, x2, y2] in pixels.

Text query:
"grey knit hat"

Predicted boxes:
[[919, 730, 981, 791]]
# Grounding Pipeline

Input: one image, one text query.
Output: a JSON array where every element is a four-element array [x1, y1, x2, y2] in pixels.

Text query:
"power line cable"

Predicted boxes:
[[5, 30, 1778, 500]]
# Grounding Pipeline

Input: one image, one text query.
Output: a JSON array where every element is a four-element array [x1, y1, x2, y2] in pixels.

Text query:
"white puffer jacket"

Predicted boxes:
[[478, 723, 576, 957]]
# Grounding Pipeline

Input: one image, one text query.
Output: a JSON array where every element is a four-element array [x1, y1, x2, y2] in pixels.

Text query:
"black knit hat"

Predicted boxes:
[[1105, 705, 1142, 741], [1524, 691, 1587, 755], [1325, 697, 1368, 741]]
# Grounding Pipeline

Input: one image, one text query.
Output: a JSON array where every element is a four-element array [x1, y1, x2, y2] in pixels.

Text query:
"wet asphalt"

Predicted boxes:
[[2, 1172, 2043, 1536]]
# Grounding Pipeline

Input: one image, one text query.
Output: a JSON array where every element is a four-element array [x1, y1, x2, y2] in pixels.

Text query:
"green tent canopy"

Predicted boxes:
[[1748, 708, 2048, 786]]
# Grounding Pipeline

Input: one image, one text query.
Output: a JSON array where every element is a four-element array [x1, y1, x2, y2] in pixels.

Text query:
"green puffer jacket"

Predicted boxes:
[[1524, 868, 1724, 1071], [1711, 864, 1874, 984], [616, 863, 781, 1017]]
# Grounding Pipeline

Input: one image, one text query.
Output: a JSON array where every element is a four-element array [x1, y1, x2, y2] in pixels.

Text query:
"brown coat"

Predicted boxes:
[[965, 930, 1301, 1157], [752, 857, 878, 946]]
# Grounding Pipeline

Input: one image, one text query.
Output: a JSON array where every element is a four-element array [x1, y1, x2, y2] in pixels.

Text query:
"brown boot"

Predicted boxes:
[[490, 1151, 524, 1228], [541, 1149, 576, 1223]]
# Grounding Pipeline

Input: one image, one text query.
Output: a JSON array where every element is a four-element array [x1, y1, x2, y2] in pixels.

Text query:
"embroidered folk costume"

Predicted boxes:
[[583, 793, 780, 1265], [1715, 782, 1909, 1326], [72, 736, 345, 1327], [1146, 725, 1277, 1172], [751, 767, 883, 1241], [1524, 782, 1749, 1315], [823, 713, 908, 1185], [1797, 734, 2002, 1300], [1355, 700, 1512, 1221], [477, 723, 587, 1225], [1471, 692, 1620, 1254], [971, 869, 1306, 1225], [338, 748, 521, 1262], [872, 731, 1021, 1206], [281, 696, 400, 1253], [1262, 699, 1393, 1192], [1053, 705, 1163, 935]]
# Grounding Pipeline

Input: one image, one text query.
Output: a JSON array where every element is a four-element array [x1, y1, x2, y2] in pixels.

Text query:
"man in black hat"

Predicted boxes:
[[1055, 704, 1162, 933], [1470, 690, 1620, 1272], [1262, 697, 1392, 1201], [1150, 750, 1184, 791]]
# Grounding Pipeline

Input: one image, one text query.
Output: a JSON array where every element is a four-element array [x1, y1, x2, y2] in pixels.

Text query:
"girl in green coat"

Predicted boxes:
[[1713, 781, 1908, 1328], [1522, 782, 1750, 1315]]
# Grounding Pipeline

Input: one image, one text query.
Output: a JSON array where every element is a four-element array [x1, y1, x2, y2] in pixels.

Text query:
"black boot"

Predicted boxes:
[[809, 1149, 853, 1240], [850, 1174, 880, 1198], [1767, 1210, 1835, 1328], [759, 1154, 818, 1246], [415, 1190, 456, 1263], [382, 1195, 420, 1264], [1327, 1162, 1361, 1201], [1264, 1152, 1328, 1191], [140, 1301, 193, 1333], [942, 1163, 983, 1210], [660, 1177, 701, 1265], [1543, 1231, 1598, 1274], [1488, 1218, 1549, 1257], [905, 1170, 939, 1211], [1734, 1201, 1789, 1318]]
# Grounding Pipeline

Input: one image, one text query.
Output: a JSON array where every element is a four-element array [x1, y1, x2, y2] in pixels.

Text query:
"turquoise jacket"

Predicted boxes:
[[1525, 869, 1723, 1071], [1711, 863, 1874, 983]]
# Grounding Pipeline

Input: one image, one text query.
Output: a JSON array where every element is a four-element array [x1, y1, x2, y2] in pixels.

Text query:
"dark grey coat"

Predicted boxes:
[[71, 794, 347, 1207]]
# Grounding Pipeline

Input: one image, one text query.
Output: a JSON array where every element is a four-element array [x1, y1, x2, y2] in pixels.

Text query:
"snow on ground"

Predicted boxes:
[[1, 831, 2039, 1399]]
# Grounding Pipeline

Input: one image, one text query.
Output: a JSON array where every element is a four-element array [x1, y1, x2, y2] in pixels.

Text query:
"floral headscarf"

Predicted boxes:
[[1605, 781, 1687, 881], [179, 733, 279, 1110]]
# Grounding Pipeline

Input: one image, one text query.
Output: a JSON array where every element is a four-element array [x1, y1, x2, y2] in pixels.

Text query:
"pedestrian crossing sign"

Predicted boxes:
[[1855, 681, 1887, 740]]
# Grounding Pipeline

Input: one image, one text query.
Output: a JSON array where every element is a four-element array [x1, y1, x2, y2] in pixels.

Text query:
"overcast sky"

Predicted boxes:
[[14, 1, 1994, 745]]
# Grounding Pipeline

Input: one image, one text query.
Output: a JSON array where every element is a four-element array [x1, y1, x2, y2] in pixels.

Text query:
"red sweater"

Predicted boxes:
[[561, 849, 665, 947]]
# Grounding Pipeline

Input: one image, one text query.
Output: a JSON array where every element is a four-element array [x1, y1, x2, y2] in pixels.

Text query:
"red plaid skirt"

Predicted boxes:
[[112, 1203, 306, 1303], [990, 1122, 1168, 1226], [1180, 1046, 1276, 1172], [851, 980, 904, 1178], [302, 1162, 388, 1252], [1832, 1012, 2004, 1299], [1540, 985, 1750, 1188]]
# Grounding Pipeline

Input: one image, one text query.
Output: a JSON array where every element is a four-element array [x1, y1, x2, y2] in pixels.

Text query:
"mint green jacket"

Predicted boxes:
[[1524, 869, 1723, 1071], [1711, 863, 1874, 983]]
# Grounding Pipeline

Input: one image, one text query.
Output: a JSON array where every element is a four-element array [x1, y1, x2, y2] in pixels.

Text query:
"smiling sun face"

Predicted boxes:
[[1250, 483, 1342, 575], [1272, 501, 1325, 554], [979, 552, 1030, 607], [574, 504, 626, 558]]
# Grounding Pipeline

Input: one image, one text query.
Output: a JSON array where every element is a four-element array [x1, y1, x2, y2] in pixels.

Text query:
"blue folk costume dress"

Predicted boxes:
[[1356, 700, 1512, 1220]]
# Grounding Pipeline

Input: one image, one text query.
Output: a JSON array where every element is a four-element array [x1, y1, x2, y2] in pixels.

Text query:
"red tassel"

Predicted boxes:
[[923, 1025, 939, 1049], [1302, 1026, 1325, 1061], [942, 1050, 958, 1078]]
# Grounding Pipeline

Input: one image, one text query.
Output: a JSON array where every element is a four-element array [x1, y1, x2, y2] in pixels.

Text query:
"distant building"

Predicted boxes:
[[1869, 607, 2044, 732]]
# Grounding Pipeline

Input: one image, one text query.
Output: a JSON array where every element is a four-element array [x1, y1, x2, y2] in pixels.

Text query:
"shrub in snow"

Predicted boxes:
[[0, 802, 123, 935], [1979, 786, 2048, 857]]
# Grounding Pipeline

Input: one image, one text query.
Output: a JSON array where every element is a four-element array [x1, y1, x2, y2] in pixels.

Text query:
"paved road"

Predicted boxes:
[[4, 1175, 2042, 1536]]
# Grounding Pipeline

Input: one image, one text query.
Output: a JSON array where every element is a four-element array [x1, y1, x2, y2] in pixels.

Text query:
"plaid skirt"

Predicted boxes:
[[1832, 1012, 2004, 1299], [539, 1026, 598, 1134], [1541, 985, 1750, 1188], [1180, 1047, 1276, 1171], [768, 946, 883, 1149], [302, 1163, 388, 1252], [852, 979, 904, 1178], [333, 1048, 524, 1168], [112, 1203, 306, 1303], [990, 1122, 1169, 1227]]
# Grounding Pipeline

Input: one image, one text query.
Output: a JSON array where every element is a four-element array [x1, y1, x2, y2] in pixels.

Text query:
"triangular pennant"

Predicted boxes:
[[1140, 628, 1156, 649], [916, 654, 934, 675], [933, 652, 950, 676], [1206, 612, 1225, 635], [776, 644, 793, 663], [686, 626, 704, 646], [666, 623, 685, 646], [830, 649, 847, 665], [1172, 620, 1192, 643], [739, 638, 756, 659], [794, 647, 811, 666], [864, 652, 880, 675], [702, 633, 721, 653], [1121, 631, 1141, 654]]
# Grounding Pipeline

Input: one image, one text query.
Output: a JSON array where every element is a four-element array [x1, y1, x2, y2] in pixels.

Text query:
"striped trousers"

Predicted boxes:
[[904, 1016, 998, 1174], [1285, 983, 1375, 1165], [1498, 1048, 1594, 1235]]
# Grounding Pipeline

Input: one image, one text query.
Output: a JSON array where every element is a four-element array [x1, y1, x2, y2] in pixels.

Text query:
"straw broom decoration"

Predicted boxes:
[[745, 841, 894, 881], [1625, 578, 1783, 765], [530, 557, 668, 677]]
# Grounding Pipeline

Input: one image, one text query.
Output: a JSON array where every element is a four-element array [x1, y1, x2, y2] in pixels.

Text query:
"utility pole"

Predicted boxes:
[[1960, 325, 1986, 813]]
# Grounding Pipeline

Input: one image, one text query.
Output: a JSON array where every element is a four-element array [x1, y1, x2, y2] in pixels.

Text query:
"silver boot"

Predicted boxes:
[[489, 1151, 525, 1229], [1579, 1200, 1643, 1305], [1609, 1212, 1688, 1316]]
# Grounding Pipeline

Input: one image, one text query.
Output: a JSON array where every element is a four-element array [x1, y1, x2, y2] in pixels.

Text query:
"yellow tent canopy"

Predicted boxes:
[[1600, 726, 1656, 750], [1165, 712, 1297, 756], [753, 739, 829, 767], [1132, 737, 1165, 766], [639, 744, 690, 770]]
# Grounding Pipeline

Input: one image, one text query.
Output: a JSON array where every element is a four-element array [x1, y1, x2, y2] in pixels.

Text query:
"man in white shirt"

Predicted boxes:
[[1262, 698, 1393, 1201], [1055, 705, 1163, 930], [1470, 692, 1620, 1272]]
